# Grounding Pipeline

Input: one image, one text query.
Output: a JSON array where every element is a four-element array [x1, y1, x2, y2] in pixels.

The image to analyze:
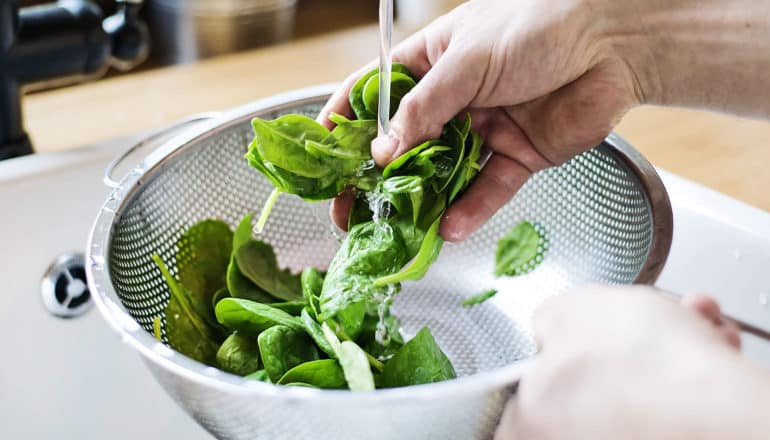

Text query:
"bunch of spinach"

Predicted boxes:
[[247, 64, 484, 340], [153, 214, 455, 390]]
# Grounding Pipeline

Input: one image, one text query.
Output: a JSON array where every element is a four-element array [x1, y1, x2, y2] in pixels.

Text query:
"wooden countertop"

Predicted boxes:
[[25, 26, 770, 212]]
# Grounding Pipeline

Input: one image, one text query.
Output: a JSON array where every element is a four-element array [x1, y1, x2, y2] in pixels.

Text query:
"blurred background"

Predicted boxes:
[[18, 0, 464, 79]]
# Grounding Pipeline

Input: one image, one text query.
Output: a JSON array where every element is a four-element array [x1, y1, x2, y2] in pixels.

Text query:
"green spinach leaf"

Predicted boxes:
[[227, 214, 276, 303], [217, 333, 261, 376], [152, 255, 220, 365], [300, 308, 336, 358], [245, 369, 271, 382], [175, 219, 232, 333], [381, 327, 456, 388], [277, 359, 347, 389], [495, 221, 547, 277], [460, 289, 499, 307], [258, 325, 319, 382], [337, 341, 375, 391], [235, 239, 303, 302], [215, 298, 302, 334]]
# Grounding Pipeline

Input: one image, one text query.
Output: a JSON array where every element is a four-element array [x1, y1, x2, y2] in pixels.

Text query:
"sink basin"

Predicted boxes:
[[1, 130, 768, 438], [0, 140, 210, 439]]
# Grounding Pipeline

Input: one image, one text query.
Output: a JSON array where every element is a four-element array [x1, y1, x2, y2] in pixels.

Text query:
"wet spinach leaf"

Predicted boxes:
[[258, 325, 319, 382], [277, 359, 347, 389], [495, 221, 547, 277], [217, 333, 261, 376], [381, 327, 456, 388], [319, 221, 409, 338]]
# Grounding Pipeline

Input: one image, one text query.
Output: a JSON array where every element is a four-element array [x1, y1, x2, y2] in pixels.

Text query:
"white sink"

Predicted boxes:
[[1, 135, 768, 439]]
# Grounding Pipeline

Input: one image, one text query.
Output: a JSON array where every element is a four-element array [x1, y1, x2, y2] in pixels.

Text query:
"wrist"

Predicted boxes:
[[595, 0, 770, 117]]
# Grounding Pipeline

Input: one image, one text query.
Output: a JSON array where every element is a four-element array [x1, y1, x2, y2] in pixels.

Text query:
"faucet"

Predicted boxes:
[[0, 0, 149, 160]]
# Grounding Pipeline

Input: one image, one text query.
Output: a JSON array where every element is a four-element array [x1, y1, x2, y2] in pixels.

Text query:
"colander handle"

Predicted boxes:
[[103, 113, 221, 188]]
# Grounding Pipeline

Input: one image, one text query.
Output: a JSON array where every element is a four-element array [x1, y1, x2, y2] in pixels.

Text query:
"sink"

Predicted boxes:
[[0, 140, 210, 439], [1, 133, 768, 438]]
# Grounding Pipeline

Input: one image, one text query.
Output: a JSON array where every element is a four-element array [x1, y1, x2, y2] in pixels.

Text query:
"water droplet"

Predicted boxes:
[[733, 249, 742, 261], [760, 293, 768, 307]]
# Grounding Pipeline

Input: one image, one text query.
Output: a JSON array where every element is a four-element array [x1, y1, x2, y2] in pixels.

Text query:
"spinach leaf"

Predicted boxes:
[[495, 221, 547, 277], [152, 316, 162, 341], [216, 333, 261, 376], [215, 298, 302, 334], [300, 267, 324, 318], [269, 301, 307, 316], [300, 308, 336, 358], [152, 255, 220, 365], [381, 327, 456, 388], [277, 359, 347, 389], [319, 222, 409, 337], [362, 71, 417, 117], [235, 239, 303, 302], [175, 219, 232, 333], [245, 369, 271, 383], [211, 287, 230, 309], [227, 214, 276, 303], [349, 63, 413, 120], [374, 216, 444, 286], [258, 325, 319, 382], [460, 289, 499, 307], [337, 341, 376, 391]]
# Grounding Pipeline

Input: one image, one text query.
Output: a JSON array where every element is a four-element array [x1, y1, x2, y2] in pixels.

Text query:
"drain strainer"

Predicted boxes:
[[41, 253, 92, 318]]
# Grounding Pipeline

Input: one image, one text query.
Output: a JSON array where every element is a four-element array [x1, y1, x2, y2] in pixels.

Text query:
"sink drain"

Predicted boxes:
[[41, 253, 92, 318]]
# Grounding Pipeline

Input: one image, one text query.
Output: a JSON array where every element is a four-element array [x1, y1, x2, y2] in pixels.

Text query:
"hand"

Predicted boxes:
[[321, 0, 770, 240], [495, 286, 770, 440], [321, 0, 645, 240]]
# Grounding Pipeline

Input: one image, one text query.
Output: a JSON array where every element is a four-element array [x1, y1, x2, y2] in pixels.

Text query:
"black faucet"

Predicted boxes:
[[0, 0, 149, 160]]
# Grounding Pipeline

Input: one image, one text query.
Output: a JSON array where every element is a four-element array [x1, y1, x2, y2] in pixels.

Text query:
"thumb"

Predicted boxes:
[[372, 47, 482, 166]]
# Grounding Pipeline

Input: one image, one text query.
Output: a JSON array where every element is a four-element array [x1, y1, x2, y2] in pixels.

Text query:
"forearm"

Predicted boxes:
[[602, 0, 770, 118]]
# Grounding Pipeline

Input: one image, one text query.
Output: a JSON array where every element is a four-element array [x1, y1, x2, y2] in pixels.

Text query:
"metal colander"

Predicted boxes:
[[86, 85, 672, 440]]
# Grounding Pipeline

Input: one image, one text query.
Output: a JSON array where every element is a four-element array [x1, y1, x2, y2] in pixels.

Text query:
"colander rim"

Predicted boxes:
[[86, 84, 672, 403]]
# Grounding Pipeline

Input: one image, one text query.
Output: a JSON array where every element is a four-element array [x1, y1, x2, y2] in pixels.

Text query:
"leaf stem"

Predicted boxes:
[[366, 352, 385, 373], [255, 188, 281, 234]]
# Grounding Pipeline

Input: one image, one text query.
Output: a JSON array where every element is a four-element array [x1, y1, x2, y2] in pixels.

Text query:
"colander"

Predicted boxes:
[[86, 85, 674, 440]]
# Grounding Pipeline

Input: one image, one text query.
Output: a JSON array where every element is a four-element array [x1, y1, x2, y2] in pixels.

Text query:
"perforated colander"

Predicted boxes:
[[86, 85, 673, 440]]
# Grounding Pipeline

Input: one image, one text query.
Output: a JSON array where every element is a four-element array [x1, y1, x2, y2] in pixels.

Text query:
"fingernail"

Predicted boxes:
[[372, 134, 400, 166]]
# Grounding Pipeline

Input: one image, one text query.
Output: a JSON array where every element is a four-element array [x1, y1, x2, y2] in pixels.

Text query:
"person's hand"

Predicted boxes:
[[320, 0, 770, 240], [495, 286, 770, 440], [320, 0, 648, 240]]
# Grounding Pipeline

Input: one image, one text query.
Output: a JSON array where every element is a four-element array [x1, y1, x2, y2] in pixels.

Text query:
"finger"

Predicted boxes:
[[494, 398, 526, 440], [470, 108, 555, 173], [681, 294, 722, 326], [682, 293, 742, 350], [372, 46, 486, 166], [721, 319, 742, 350], [440, 154, 531, 242], [330, 188, 356, 231]]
